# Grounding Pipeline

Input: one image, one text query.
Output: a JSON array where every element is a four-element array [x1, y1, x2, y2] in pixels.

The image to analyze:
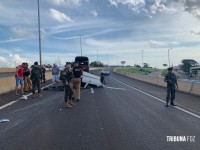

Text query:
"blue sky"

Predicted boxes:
[[0, 0, 200, 68]]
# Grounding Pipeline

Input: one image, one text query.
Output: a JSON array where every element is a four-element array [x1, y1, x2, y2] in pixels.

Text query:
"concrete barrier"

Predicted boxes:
[[114, 69, 200, 97], [0, 68, 16, 73], [0, 72, 52, 94], [190, 82, 200, 95]]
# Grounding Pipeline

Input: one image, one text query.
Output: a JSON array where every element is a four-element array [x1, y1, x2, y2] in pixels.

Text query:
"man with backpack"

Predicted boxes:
[[30, 62, 42, 98]]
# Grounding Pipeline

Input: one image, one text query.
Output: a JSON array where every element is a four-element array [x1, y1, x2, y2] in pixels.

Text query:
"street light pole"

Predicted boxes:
[[168, 48, 173, 67], [78, 35, 84, 56], [107, 54, 108, 67], [141, 50, 144, 68], [97, 50, 99, 69], [37, 0, 42, 66]]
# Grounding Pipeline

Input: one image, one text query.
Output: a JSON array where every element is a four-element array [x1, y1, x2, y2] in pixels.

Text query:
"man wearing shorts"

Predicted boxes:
[[15, 63, 25, 95]]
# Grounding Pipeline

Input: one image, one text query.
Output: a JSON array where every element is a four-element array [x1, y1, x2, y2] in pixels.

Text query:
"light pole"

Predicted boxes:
[[78, 35, 84, 56], [141, 50, 144, 68], [107, 54, 109, 67], [96, 50, 99, 69], [37, 0, 42, 66], [168, 48, 173, 67]]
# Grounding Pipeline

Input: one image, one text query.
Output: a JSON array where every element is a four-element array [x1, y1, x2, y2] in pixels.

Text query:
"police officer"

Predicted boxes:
[[164, 67, 178, 107], [40, 65, 46, 83], [30, 62, 42, 98], [72, 62, 83, 102], [62, 62, 75, 108]]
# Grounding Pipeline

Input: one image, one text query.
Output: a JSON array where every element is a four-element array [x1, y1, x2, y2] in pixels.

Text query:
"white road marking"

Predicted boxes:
[[111, 76, 200, 119], [0, 119, 10, 123], [103, 86, 126, 90], [0, 100, 19, 110], [91, 87, 94, 94], [0, 83, 53, 110]]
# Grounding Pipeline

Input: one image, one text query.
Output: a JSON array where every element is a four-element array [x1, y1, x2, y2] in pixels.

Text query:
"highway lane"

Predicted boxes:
[[0, 72, 199, 150]]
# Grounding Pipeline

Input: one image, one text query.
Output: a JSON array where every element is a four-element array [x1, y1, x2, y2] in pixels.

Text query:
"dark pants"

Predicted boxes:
[[166, 85, 176, 104], [32, 80, 41, 94], [42, 73, 46, 83], [64, 84, 73, 102]]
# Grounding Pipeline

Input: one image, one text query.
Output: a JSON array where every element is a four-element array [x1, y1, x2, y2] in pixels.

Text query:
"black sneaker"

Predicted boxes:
[[77, 99, 80, 102], [165, 104, 169, 107], [171, 103, 176, 106]]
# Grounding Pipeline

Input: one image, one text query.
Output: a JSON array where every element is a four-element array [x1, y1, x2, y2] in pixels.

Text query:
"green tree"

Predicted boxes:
[[90, 61, 104, 67], [181, 59, 198, 75], [143, 63, 149, 68], [46, 64, 52, 70], [163, 64, 167, 68]]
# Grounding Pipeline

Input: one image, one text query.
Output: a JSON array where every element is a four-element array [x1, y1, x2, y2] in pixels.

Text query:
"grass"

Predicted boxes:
[[161, 69, 168, 77], [117, 68, 158, 75]]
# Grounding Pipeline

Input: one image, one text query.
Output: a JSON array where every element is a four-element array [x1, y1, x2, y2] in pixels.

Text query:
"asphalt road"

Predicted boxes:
[[0, 71, 200, 150]]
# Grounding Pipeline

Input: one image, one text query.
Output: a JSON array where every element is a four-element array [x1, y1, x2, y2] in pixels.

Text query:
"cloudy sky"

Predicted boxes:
[[0, 0, 200, 68]]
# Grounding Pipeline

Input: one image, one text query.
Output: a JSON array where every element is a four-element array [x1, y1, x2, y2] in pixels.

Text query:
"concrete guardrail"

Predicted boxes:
[[0, 72, 52, 94], [114, 69, 200, 97]]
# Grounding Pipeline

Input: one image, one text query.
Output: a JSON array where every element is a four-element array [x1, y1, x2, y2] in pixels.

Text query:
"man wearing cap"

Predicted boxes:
[[62, 62, 76, 108], [72, 62, 83, 102], [30, 62, 42, 98], [164, 67, 178, 107]]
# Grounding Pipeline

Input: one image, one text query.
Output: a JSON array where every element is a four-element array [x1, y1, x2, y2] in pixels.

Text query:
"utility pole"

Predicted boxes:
[[141, 50, 144, 68], [107, 54, 108, 67], [37, 0, 42, 66], [97, 50, 99, 69], [168, 48, 173, 67], [79, 35, 84, 56]]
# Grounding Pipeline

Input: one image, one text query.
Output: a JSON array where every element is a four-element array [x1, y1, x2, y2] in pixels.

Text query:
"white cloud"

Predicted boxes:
[[109, 0, 177, 15], [90, 10, 98, 17], [49, 8, 73, 22], [175, 0, 200, 20], [191, 30, 200, 37], [149, 40, 180, 47], [48, 0, 88, 6], [150, 0, 177, 14], [109, 0, 145, 7], [0, 56, 6, 62], [10, 27, 34, 38]]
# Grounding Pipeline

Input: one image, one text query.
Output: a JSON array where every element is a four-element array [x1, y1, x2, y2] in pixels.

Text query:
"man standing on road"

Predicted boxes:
[[40, 65, 46, 83], [52, 63, 59, 87], [23, 63, 32, 92], [30, 62, 42, 98], [62, 62, 75, 108], [164, 67, 178, 107], [72, 62, 83, 102], [15, 63, 25, 95]]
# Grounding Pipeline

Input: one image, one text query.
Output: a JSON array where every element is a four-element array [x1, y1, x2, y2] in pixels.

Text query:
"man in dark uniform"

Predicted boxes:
[[62, 62, 75, 108], [40, 65, 46, 83], [30, 62, 42, 98], [72, 62, 83, 102], [164, 67, 178, 107]]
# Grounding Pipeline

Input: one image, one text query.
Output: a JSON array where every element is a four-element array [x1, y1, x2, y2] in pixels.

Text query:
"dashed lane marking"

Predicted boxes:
[[103, 86, 126, 90]]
